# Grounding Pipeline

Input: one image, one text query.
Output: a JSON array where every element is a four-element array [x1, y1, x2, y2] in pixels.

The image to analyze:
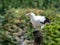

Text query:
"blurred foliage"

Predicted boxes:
[[0, 0, 60, 14], [0, 8, 60, 45], [0, 0, 60, 45]]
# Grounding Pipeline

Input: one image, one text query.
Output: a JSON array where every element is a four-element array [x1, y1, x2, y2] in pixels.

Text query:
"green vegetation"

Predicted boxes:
[[0, 0, 60, 45]]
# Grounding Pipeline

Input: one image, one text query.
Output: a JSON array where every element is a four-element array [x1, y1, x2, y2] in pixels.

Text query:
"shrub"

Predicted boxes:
[[0, 8, 60, 45]]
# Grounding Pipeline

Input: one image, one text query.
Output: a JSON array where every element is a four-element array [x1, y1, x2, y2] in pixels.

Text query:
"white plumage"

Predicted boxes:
[[26, 12, 50, 30]]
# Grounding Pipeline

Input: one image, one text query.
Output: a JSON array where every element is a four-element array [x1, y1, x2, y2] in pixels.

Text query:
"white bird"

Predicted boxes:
[[26, 12, 50, 30]]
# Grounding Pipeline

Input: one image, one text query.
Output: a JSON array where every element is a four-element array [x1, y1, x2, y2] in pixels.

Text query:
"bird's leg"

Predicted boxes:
[[34, 26, 38, 31], [32, 23, 38, 31], [34, 25, 37, 30], [34, 28, 38, 31]]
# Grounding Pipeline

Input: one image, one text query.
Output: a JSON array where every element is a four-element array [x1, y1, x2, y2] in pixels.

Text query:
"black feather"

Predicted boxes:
[[40, 17, 50, 24]]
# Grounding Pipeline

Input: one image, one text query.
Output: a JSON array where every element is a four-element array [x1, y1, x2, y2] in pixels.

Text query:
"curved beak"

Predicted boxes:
[[26, 14, 28, 16], [26, 13, 30, 16]]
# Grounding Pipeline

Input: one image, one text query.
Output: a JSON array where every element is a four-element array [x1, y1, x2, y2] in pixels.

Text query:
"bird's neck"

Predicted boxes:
[[30, 15, 36, 20]]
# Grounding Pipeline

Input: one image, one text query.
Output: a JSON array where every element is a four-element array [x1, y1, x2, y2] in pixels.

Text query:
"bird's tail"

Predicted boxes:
[[44, 17, 50, 23]]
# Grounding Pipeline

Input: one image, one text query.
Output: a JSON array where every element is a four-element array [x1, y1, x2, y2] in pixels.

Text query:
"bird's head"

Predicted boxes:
[[26, 12, 35, 17]]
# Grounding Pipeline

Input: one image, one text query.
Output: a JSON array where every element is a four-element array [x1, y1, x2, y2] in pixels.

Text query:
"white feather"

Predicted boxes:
[[26, 12, 46, 30]]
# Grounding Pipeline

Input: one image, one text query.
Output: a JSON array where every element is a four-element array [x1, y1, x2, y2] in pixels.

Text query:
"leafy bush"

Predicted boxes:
[[0, 8, 60, 45]]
